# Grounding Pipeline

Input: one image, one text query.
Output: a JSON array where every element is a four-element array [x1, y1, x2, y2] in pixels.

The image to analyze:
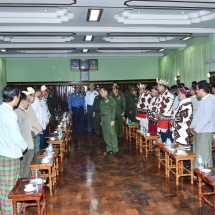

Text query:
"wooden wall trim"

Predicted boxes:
[[7, 79, 156, 86]]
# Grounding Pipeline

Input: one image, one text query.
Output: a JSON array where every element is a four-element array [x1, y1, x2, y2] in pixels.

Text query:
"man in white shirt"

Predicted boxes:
[[0, 85, 27, 215], [85, 83, 98, 133], [191, 80, 215, 168], [31, 86, 48, 149]]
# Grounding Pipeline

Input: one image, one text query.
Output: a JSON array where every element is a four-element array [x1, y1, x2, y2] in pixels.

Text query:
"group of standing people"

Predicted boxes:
[[0, 85, 55, 215], [135, 79, 215, 169]]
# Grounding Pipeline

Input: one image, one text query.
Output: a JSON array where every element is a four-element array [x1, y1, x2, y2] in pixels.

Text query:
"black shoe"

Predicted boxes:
[[104, 151, 113, 155], [113, 152, 118, 156]]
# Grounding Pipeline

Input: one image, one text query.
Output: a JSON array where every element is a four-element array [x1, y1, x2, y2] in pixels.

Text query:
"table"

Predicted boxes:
[[47, 135, 65, 163], [194, 168, 215, 214], [8, 177, 47, 215], [135, 130, 159, 157], [156, 143, 196, 186], [29, 149, 59, 195], [125, 124, 140, 142]]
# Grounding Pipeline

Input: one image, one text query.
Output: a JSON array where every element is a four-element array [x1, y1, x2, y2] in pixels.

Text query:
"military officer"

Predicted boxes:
[[125, 86, 133, 119], [68, 86, 86, 135], [92, 87, 102, 136], [112, 86, 126, 138], [100, 86, 118, 156], [129, 87, 139, 123]]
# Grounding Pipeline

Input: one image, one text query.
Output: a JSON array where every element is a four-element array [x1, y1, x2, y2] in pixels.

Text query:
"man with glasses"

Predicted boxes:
[[191, 80, 215, 168], [0, 85, 27, 215]]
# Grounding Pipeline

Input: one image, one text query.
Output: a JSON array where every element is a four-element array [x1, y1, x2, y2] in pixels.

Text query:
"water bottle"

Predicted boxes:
[[34, 169, 39, 179], [197, 155, 203, 170], [57, 125, 62, 139]]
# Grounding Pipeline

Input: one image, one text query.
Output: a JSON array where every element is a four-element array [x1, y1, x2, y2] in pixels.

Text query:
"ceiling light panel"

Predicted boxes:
[[181, 36, 192, 40], [82, 49, 89, 52], [0, 8, 74, 23], [87, 9, 103, 22], [84, 35, 93, 41]]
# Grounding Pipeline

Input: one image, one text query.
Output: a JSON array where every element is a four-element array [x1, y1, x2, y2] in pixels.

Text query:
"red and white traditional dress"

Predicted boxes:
[[156, 89, 174, 132], [148, 96, 159, 134], [172, 98, 193, 145], [136, 90, 152, 129]]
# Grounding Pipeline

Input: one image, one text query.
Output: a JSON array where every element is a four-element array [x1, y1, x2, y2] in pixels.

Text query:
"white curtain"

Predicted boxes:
[[180, 42, 209, 88], [159, 53, 177, 87]]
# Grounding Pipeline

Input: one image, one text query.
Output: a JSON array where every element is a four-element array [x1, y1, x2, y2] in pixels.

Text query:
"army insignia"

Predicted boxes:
[[117, 96, 121, 100], [105, 99, 109, 103]]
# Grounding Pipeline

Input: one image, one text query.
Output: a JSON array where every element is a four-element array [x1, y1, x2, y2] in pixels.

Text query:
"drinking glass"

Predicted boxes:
[[34, 169, 39, 179], [204, 161, 209, 169]]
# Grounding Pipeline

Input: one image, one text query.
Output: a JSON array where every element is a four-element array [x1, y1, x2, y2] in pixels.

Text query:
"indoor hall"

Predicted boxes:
[[1, 1, 215, 215]]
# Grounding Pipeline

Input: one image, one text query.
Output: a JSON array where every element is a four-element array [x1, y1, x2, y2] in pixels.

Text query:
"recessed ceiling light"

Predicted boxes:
[[181, 11, 184, 14], [138, 10, 141, 13], [158, 48, 165, 52], [82, 49, 89, 53], [87, 9, 103, 22], [181, 36, 192, 41], [0, 49, 7, 52], [84, 35, 94, 41], [43, 8, 48, 12]]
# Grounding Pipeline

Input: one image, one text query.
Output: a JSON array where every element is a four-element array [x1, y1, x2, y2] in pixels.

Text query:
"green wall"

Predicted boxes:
[[6, 57, 158, 82], [0, 59, 6, 95]]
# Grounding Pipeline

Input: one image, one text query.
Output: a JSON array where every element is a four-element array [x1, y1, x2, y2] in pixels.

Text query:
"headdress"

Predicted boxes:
[[22, 87, 35, 95], [137, 83, 147, 89], [179, 87, 190, 97], [156, 78, 168, 86]]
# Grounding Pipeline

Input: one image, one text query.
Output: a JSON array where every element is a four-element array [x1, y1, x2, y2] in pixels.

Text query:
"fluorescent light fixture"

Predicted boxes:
[[0, 49, 6, 52], [87, 9, 103, 22], [181, 36, 192, 41], [158, 48, 165, 52], [84, 35, 93, 41], [82, 49, 89, 53]]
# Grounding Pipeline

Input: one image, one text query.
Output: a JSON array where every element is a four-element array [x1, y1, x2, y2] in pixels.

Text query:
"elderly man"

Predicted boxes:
[[23, 87, 42, 155], [68, 86, 86, 135], [191, 80, 215, 168], [15, 93, 34, 178], [85, 83, 98, 133], [0, 86, 27, 215]]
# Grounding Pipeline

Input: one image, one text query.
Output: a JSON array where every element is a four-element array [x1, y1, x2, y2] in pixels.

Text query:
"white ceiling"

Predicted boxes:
[[0, 0, 214, 58]]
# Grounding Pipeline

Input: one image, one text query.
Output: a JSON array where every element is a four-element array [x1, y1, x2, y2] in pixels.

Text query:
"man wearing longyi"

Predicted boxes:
[[0, 86, 27, 215]]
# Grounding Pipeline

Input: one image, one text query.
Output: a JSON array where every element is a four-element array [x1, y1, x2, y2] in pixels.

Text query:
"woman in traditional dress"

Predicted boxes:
[[172, 88, 193, 145]]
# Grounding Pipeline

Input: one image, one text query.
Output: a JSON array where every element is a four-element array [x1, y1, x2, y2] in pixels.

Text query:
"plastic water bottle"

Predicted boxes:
[[197, 155, 203, 170], [57, 126, 62, 139]]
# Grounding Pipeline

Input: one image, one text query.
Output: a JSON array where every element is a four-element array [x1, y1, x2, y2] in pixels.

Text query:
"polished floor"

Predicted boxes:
[[30, 133, 213, 215]]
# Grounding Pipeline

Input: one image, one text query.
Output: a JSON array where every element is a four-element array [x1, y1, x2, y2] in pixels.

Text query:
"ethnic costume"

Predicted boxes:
[[172, 98, 193, 145], [136, 84, 152, 129], [191, 94, 215, 168], [148, 96, 159, 134], [156, 79, 174, 142]]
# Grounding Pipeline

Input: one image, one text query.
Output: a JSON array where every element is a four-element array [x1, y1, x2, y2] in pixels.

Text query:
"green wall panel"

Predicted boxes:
[[0, 59, 7, 95], [6, 57, 158, 82]]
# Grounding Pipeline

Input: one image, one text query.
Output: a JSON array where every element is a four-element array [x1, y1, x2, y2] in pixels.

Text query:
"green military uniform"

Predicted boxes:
[[125, 90, 133, 119], [47, 93, 56, 116], [129, 94, 139, 123], [92, 95, 102, 135], [100, 95, 118, 153], [112, 93, 126, 138]]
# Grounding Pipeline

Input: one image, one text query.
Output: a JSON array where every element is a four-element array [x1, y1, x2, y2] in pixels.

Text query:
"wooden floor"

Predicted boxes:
[[29, 133, 214, 215]]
